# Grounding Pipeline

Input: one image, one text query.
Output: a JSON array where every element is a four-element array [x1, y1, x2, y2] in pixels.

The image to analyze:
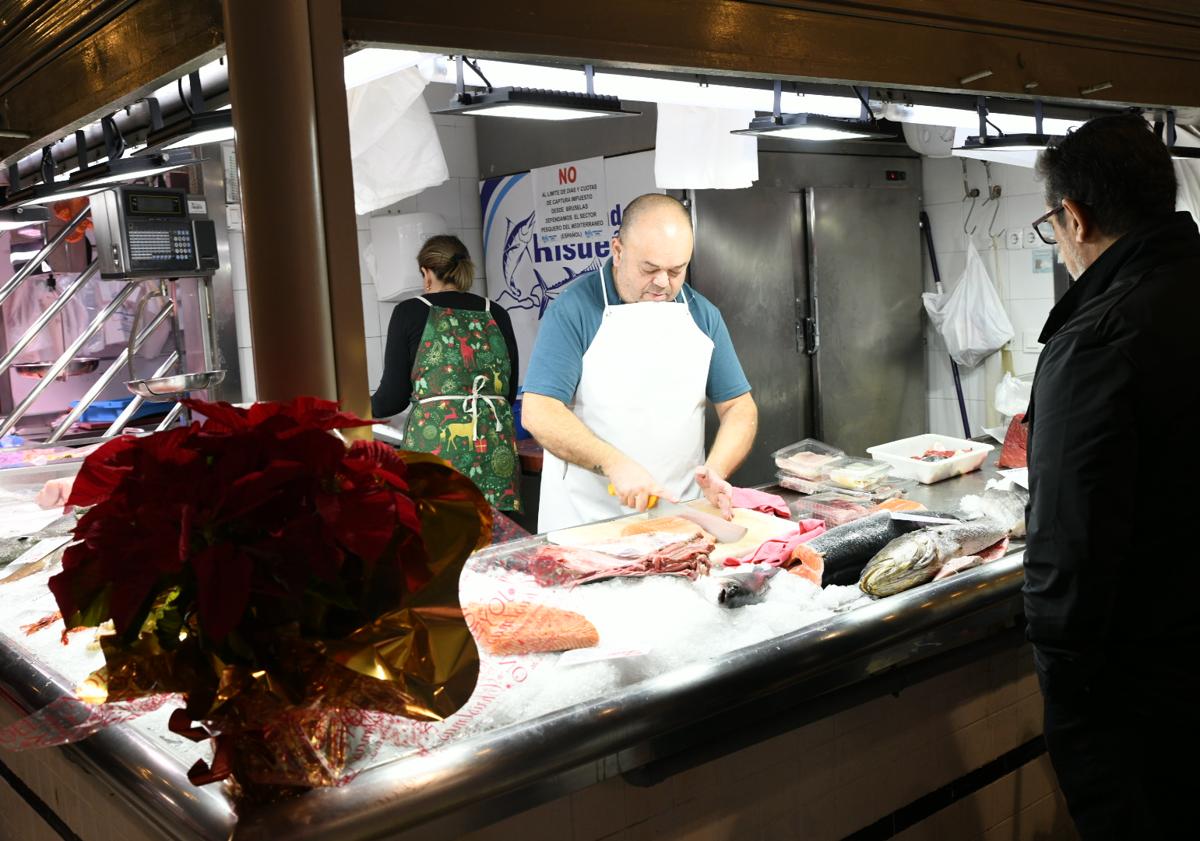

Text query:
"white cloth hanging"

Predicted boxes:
[[653, 104, 759, 190], [347, 67, 449, 215], [1175, 159, 1200, 224]]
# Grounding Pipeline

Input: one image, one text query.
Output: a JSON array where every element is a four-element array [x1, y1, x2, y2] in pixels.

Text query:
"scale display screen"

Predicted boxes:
[[125, 192, 184, 217]]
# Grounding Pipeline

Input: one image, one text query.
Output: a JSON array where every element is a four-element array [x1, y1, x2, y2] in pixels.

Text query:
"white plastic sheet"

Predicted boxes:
[[1175, 158, 1200, 225], [653, 104, 758, 190], [994, 371, 1033, 418], [347, 67, 449, 216], [922, 239, 1014, 369]]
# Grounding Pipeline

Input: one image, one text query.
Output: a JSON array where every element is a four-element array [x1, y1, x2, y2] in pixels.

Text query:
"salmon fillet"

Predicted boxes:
[[873, 499, 927, 513], [464, 602, 599, 656]]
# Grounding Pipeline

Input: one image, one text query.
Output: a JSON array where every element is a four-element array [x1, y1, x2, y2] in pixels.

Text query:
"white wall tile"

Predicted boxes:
[[366, 335, 384, 390], [360, 284, 381, 338], [1011, 349, 1041, 376], [439, 126, 477, 178], [1003, 193, 1048, 237], [923, 202, 967, 255], [233, 289, 252, 349], [1007, 299, 1054, 333], [989, 162, 1043, 198], [1008, 259, 1055, 300], [921, 157, 966, 206], [459, 228, 485, 289], [415, 179, 462, 229], [356, 214, 371, 232], [927, 351, 955, 400], [378, 300, 398, 338], [460, 178, 483, 228]]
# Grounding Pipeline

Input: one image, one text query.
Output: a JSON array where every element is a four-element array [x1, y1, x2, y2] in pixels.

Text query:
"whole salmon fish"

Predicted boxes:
[[858, 519, 1009, 597]]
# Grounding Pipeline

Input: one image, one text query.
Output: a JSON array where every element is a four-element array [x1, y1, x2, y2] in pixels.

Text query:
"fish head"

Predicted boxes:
[[858, 533, 938, 596]]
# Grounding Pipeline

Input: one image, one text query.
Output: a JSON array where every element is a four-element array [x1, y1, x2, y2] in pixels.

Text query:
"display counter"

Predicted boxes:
[[0, 453, 1072, 841]]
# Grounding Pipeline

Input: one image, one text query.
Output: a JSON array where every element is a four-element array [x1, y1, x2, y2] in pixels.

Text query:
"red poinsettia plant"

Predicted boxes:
[[50, 397, 427, 647], [46, 397, 489, 795]]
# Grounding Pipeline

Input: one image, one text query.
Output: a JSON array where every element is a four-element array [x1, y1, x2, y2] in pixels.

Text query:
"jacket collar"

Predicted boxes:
[[1039, 211, 1200, 343]]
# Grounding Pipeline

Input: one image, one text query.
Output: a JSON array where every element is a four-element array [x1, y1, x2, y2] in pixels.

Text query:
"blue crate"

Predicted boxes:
[[69, 398, 167, 424]]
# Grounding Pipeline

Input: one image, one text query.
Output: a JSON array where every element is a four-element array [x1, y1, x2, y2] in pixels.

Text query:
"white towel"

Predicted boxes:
[[653, 104, 759, 190], [347, 67, 449, 215]]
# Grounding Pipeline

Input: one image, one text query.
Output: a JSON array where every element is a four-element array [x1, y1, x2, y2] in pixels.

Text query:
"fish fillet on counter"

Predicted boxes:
[[464, 602, 599, 655], [532, 531, 715, 584]]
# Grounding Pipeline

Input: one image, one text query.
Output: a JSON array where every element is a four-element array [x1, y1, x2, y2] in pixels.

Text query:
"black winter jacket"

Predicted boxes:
[[1024, 211, 1200, 664]]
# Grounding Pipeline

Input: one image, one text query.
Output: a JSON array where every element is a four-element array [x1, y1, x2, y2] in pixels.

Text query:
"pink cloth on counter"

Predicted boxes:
[[725, 518, 827, 567], [731, 487, 791, 519]]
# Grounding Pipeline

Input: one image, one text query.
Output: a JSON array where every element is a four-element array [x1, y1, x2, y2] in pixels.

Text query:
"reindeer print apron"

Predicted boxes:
[[403, 296, 522, 511]]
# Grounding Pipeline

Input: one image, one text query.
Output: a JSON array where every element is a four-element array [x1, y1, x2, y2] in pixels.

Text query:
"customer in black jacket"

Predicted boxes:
[[1026, 114, 1200, 840]]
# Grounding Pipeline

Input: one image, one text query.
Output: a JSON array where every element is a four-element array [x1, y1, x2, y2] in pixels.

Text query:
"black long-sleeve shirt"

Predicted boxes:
[[371, 292, 520, 418]]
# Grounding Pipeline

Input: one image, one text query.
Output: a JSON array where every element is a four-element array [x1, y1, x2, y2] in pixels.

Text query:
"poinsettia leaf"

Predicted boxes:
[[192, 543, 252, 643]]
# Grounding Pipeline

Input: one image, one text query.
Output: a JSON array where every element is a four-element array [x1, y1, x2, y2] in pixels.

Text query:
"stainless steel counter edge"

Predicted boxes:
[[0, 641, 238, 840], [233, 553, 1026, 841]]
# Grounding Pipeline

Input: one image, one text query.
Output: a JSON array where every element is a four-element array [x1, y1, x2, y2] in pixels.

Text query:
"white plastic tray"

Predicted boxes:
[[866, 433, 993, 484]]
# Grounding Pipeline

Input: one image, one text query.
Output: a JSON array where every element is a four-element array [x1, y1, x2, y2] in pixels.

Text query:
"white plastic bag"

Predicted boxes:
[[994, 372, 1033, 418], [922, 239, 1014, 368], [3, 274, 92, 364]]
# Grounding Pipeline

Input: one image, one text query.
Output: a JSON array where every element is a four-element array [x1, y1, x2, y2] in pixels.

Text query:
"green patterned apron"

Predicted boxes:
[[403, 296, 522, 512]]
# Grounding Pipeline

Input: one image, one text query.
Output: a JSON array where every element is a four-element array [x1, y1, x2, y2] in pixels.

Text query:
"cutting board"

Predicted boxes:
[[545, 503, 797, 564]]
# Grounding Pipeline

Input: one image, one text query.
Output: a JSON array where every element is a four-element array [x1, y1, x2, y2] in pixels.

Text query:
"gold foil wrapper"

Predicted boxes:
[[77, 449, 493, 793]]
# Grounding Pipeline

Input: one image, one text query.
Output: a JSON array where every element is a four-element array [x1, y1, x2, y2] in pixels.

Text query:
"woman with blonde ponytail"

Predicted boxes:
[[373, 234, 522, 512]]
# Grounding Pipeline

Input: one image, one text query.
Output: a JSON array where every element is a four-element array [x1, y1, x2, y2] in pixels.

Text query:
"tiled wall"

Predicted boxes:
[[229, 82, 481, 405], [459, 644, 1075, 841], [921, 158, 1055, 437]]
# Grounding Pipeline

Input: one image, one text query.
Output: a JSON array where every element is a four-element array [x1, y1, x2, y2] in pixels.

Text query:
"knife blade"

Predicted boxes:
[[607, 485, 747, 543]]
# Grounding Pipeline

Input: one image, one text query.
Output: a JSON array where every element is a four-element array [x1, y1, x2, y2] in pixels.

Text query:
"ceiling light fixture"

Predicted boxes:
[[733, 83, 893, 141], [435, 57, 640, 121], [1157, 110, 1200, 160], [141, 72, 236, 153], [951, 99, 1060, 168]]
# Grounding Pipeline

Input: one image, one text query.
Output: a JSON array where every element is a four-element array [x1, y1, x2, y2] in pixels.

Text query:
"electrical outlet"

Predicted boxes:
[[1007, 229, 1023, 250], [1023, 229, 1040, 248]]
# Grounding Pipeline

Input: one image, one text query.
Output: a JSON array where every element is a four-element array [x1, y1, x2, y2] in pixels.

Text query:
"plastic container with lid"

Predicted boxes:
[[793, 490, 875, 527], [866, 433, 994, 484], [773, 439, 845, 480], [775, 471, 825, 495], [825, 460, 892, 491]]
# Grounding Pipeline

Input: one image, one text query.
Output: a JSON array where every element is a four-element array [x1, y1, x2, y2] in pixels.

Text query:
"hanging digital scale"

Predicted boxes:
[[89, 186, 219, 279]]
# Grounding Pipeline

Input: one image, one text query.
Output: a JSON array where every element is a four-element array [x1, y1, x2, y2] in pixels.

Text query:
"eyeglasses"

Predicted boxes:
[[1032, 204, 1064, 245]]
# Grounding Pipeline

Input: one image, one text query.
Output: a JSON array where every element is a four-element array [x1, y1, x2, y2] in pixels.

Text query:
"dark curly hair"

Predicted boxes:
[[1036, 113, 1177, 237]]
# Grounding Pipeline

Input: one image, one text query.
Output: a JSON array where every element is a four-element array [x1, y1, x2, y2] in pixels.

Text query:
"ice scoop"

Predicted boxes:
[[607, 485, 748, 543]]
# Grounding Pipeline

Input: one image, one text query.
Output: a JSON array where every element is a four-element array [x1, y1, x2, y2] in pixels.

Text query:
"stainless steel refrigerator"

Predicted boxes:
[[687, 150, 926, 486]]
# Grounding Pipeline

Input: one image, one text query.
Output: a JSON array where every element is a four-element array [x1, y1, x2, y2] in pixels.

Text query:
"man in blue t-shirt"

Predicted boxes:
[[523, 193, 758, 532]]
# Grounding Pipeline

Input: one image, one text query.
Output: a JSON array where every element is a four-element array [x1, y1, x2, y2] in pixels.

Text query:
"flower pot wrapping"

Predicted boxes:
[[44, 397, 492, 795]]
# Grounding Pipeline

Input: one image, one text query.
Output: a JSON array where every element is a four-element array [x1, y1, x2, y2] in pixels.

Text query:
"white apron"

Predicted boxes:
[[538, 266, 714, 532]]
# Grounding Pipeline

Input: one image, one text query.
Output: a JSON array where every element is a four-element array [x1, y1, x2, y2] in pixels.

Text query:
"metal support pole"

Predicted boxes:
[[45, 298, 175, 443], [0, 205, 90, 308], [0, 261, 98, 377], [221, 0, 368, 414], [103, 351, 179, 437], [0, 280, 136, 438], [154, 401, 186, 431]]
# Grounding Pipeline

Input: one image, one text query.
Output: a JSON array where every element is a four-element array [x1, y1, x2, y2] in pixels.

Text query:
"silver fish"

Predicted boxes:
[[858, 519, 1010, 597], [711, 567, 779, 608]]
